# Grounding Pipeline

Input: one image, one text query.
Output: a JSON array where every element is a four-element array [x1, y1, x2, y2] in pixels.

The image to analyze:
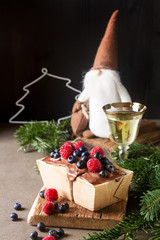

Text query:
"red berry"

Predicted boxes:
[[73, 141, 84, 150], [44, 188, 58, 201], [43, 236, 55, 240], [42, 202, 55, 215], [87, 158, 102, 172], [60, 145, 73, 159], [64, 141, 74, 148], [90, 147, 104, 158]]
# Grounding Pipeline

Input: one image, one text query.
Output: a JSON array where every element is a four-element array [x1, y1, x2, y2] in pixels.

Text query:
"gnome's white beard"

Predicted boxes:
[[78, 69, 131, 138]]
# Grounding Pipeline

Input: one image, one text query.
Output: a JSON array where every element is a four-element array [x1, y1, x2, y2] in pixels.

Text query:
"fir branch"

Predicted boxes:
[[33, 164, 39, 174], [149, 221, 160, 240], [148, 164, 160, 190], [82, 211, 145, 240], [14, 119, 72, 153], [113, 143, 160, 195], [140, 189, 160, 222], [111, 142, 155, 161]]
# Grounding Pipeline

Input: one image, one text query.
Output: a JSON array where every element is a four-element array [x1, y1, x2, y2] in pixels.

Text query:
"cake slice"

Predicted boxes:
[[37, 141, 133, 211]]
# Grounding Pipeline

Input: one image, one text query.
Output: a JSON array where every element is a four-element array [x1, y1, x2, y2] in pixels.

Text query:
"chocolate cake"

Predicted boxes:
[[37, 141, 133, 211]]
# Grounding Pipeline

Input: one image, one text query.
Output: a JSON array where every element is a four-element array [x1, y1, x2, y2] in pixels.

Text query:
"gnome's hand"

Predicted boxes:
[[72, 100, 82, 113], [71, 100, 89, 137]]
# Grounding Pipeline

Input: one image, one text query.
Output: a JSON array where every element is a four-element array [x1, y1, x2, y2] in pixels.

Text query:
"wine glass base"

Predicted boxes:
[[118, 145, 129, 160]]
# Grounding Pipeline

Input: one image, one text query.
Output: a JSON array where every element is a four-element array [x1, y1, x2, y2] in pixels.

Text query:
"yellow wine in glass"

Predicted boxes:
[[103, 102, 147, 159]]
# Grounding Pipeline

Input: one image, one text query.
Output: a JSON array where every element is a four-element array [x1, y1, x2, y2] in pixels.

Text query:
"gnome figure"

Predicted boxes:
[[71, 10, 131, 139]]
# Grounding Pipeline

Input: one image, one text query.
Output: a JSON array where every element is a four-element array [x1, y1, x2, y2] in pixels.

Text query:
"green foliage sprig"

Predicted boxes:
[[83, 143, 160, 240], [82, 211, 146, 240], [14, 119, 72, 153]]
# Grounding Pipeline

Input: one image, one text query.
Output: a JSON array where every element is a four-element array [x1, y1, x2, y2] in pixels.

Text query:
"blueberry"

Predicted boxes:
[[30, 231, 38, 240], [58, 205, 66, 213], [77, 160, 87, 169], [101, 157, 110, 165], [62, 202, 69, 210], [14, 202, 21, 210], [39, 190, 45, 198], [54, 148, 60, 153], [57, 228, 64, 236], [37, 222, 46, 231], [99, 170, 108, 178], [81, 156, 88, 161], [48, 229, 58, 237], [81, 151, 90, 157], [68, 155, 76, 164], [73, 149, 81, 157], [106, 164, 114, 172], [94, 152, 102, 160], [54, 152, 60, 159], [10, 212, 18, 221], [79, 146, 87, 153], [50, 151, 54, 158], [52, 201, 58, 209], [69, 144, 74, 150]]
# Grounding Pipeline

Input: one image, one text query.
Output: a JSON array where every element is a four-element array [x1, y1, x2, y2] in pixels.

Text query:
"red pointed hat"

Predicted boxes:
[[91, 10, 119, 71]]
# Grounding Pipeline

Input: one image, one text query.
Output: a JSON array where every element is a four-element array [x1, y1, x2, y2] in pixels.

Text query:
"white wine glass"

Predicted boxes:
[[103, 102, 147, 159]]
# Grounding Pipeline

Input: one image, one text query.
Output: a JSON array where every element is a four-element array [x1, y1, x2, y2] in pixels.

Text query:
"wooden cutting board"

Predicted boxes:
[[28, 187, 127, 230], [28, 119, 160, 230]]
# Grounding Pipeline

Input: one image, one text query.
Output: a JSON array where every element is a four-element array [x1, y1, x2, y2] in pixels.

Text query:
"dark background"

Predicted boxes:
[[1, 0, 160, 122]]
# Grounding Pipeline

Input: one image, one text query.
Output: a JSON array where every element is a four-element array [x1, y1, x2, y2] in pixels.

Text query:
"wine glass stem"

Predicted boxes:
[[118, 145, 129, 160]]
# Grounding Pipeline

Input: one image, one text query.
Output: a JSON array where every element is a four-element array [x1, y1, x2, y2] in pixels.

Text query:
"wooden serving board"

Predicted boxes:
[[28, 186, 127, 230]]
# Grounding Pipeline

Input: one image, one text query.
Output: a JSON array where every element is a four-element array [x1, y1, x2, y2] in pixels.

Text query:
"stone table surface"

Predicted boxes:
[[1, 122, 158, 240]]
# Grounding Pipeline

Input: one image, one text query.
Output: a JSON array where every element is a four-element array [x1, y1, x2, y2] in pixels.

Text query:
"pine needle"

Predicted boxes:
[[14, 119, 72, 153]]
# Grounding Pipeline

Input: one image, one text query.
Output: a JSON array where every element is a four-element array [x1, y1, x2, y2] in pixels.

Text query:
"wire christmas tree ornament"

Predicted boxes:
[[9, 68, 81, 124]]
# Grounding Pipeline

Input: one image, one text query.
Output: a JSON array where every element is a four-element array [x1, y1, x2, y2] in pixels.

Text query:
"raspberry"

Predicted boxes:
[[64, 141, 74, 149], [87, 158, 102, 172], [60, 144, 73, 159], [44, 188, 58, 201], [90, 147, 104, 158], [43, 236, 55, 240], [73, 141, 84, 150], [42, 202, 55, 215]]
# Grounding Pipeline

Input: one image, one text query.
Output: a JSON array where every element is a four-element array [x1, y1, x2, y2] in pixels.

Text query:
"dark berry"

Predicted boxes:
[[30, 231, 38, 240], [68, 155, 76, 164], [101, 157, 110, 165], [48, 229, 58, 237], [106, 164, 114, 172], [37, 222, 46, 232], [62, 202, 69, 210], [50, 152, 54, 158], [58, 205, 66, 213], [54, 152, 60, 159], [14, 203, 21, 210], [73, 149, 81, 157], [81, 151, 90, 157], [79, 146, 87, 153], [10, 213, 18, 221], [69, 144, 74, 150], [51, 201, 58, 209], [39, 190, 45, 198], [77, 160, 87, 169], [99, 170, 108, 178], [81, 156, 88, 161], [94, 152, 102, 160], [54, 148, 60, 153], [56, 228, 64, 236]]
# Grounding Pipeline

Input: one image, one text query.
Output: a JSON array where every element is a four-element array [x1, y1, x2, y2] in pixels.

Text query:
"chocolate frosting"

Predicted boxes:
[[42, 156, 125, 185]]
